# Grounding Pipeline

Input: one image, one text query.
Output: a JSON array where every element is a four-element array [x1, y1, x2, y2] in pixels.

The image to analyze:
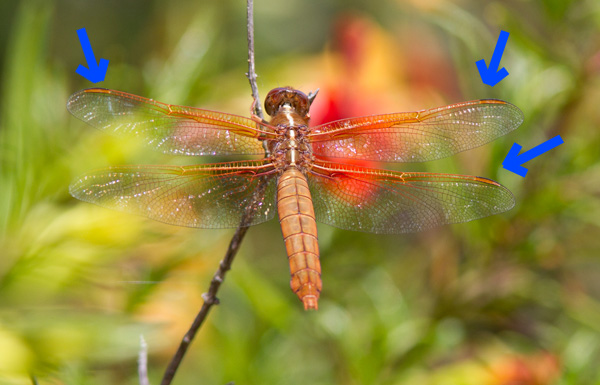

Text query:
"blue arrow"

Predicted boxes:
[[476, 30, 510, 87], [75, 28, 109, 83], [502, 135, 564, 177]]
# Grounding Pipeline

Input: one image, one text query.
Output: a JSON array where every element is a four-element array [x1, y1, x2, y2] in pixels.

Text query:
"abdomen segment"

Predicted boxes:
[[277, 167, 321, 310]]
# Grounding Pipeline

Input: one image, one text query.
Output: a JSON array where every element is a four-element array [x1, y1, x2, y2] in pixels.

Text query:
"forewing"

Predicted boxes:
[[309, 100, 523, 162], [67, 88, 275, 156], [308, 162, 514, 234], [69, 161, 278, 228]]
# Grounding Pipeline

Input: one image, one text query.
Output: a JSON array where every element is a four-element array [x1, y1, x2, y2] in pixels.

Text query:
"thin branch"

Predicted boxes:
[[160, 183, 267, 385], [139, 335, 150, 385], [160, 1, 264, 384], [246, 0, 263, 119], [159, 230, 248, 385]]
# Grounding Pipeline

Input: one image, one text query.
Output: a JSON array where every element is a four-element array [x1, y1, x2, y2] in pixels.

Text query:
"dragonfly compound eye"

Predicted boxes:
[[264, 87, 310, 117]]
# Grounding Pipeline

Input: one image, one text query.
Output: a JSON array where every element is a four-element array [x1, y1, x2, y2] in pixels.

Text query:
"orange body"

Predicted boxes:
[[277, 167, 321, 310], [68, 87, 523, 311]]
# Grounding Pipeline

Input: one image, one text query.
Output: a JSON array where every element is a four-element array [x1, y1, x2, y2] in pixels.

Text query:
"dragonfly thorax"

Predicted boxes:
[[268, 107, 313, 173]]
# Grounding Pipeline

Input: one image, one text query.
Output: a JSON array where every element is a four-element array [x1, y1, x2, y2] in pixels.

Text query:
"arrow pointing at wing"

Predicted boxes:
[[502, 135, 564, 177], [75, 28, 109, 83], [476, 30, 510, 87]]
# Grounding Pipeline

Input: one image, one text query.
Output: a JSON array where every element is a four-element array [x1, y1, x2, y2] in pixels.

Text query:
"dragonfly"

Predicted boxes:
[[67, 87, 523, 310]]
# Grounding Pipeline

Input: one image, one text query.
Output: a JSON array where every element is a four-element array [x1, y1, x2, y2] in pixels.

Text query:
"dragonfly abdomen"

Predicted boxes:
[[277, 167, 321, 310]]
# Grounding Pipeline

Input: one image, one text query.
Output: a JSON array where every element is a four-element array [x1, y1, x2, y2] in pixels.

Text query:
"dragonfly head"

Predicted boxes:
[[265, 87, 316, 118]]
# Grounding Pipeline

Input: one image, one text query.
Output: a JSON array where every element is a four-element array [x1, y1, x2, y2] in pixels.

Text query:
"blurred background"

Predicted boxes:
[[1, 0, 599, 384]]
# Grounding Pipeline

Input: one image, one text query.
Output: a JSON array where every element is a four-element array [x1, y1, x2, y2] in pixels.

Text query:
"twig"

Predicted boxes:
[[159, 230, 248, 385], [139, 335, 150, 385], [160, 184, 267, 385], [160, 1, 264, 384], [246, 0, 263, 119]]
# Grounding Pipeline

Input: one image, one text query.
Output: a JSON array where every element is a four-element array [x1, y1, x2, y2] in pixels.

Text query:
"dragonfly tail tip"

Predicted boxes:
[[302, 296, 319, 311]]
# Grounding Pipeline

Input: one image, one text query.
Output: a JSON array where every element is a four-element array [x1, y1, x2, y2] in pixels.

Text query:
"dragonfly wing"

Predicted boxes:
[[69, 161, 278, 228], [308, 161, 514, 234], [309, 100, 523, 162], [67, 88, 275, 156]]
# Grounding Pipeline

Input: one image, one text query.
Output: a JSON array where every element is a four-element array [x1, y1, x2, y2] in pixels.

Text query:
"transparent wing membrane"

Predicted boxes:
[[69, 161, 278, 228], [309, 100, 523, 162], [309, 161, 514, 234], [67, 88, 275, 156]]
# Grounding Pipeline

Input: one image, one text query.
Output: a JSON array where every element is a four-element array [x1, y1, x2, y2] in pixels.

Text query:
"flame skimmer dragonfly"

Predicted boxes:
[[67, 87, 523, 310]]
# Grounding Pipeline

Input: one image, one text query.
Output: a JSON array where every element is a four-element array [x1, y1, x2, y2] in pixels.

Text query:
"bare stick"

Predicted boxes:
[[160, 1, 264, 384], [160, 184, 267, 385], [159, 229, 248, 385], [139, 335, 150, 385], [246, 0, 263, 119]]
